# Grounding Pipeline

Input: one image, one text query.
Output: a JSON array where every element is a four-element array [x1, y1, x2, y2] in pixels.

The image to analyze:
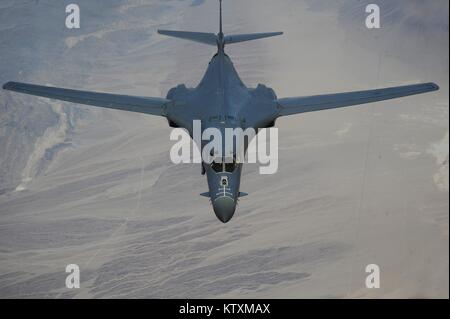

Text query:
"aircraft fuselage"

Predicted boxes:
[[164, 51, 279, 222]]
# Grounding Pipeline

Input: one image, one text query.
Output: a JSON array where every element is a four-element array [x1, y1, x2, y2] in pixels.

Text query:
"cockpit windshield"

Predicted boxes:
[[212, 161, 223, 173], [211, 157, 237, 173], [225, 162, 236, 173]]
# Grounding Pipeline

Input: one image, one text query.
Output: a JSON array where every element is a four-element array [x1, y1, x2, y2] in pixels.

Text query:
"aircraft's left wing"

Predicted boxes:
[[276, 82, 439, 116], [3, 81, 170, 116]]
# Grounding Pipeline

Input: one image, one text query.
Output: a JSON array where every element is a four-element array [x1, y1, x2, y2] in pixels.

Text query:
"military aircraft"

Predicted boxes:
[[3, 0, 439, 223]]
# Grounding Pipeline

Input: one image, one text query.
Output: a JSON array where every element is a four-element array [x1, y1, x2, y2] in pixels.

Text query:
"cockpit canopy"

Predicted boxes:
[[211, 157, 237, 173]]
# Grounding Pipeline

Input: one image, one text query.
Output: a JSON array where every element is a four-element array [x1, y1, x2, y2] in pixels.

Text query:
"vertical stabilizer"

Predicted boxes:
[[217, 0, 225, 53], [157, 0, 283, 51], [219, 0, 223, 36]]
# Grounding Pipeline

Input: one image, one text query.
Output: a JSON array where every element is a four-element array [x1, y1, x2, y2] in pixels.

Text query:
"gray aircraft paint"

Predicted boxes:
[[2, 0, 439, 223]]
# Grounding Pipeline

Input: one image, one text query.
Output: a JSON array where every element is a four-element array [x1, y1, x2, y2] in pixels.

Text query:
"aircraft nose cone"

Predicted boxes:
[[213, 197, 236, 223]]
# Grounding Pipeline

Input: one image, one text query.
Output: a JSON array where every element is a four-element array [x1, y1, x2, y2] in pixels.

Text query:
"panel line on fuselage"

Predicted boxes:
[[218, 52, 225, 119]]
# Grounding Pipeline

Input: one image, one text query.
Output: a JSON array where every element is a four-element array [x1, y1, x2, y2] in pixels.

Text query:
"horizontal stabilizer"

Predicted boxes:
[[3, 81, 169, 116], [158, 30, 218, 46], [160, 3, 283, 50], [238, 192, 248, 198], [224, 32, 283, 45]]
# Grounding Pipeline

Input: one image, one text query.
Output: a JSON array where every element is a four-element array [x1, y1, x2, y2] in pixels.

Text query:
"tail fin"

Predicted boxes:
[[219, 0, 223, 36], [158, 1, 283, 49]]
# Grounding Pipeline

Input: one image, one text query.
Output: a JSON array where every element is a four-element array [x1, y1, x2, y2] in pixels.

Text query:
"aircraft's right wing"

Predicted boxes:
[[276, 82, 439, 116], [3, 81, 170, 116]]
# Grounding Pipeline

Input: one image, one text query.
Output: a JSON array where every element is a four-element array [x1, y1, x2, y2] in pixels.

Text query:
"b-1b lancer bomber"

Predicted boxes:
[[3, 1, 439, 223]]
